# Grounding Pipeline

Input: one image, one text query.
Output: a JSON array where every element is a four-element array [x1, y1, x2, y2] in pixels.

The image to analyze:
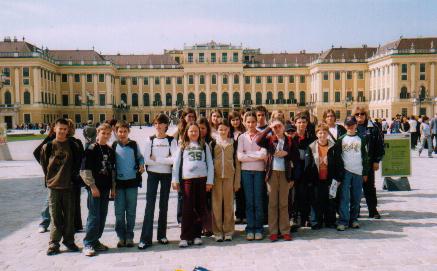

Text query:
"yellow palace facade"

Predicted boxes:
[[0, 36, 436, 128]]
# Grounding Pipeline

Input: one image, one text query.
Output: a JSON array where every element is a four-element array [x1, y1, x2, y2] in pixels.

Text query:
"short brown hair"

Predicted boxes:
[[323, 109, 337, 121], [115, 121, 130, 132], [316, 123, 329, 133], [97, 123, 112, 133]]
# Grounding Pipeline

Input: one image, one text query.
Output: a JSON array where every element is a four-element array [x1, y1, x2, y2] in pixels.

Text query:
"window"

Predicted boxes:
[[402, 108, 408, 117], [62, 95, 69, 106], [188, 53, 193, 63], [24, 113, 31, 124], [62, 74, 68, 82], [175, 93, 182, 106], [222, 92, 229, 106], [277, 91, 284, 104], [358, 71, 364, 80], [233, 92, 240, 105], [223, 75, 228, 85], [233, 74, 239, 84], [211, 53, 216, 63], [420, 63, 426, 80], [267, 76, 272, 84], [289, 91, 295, 103], [233, 52, 238, 62], [144, 77, 149, 85], [256, 92, 262, 105], [75, 114, 81, 124], [175, 57, 180, 63], [400, 87, 409, 99], [75, 94, 81, 106], [121, 93, 127, 103], [200, 75, 205, 85], [22, 67, 29, 77], [23, 79, 29, 85], [120, 77, 126, 85], [244, 92, 251, 105], [99, 74, 105, 82], [74, 74, 80, 83], [323, 92, 329, 103], [401, 64, 408, 80], [131, 93, 138, 106], [3, 67, 10, 77], [256, 76, 261, 84], [99, 94, 105, 106], [166, 93, 172, 106], [289, 75, 294, 83], [188, 93, 195, 107], [166, 77, 171, 85], [132, 77, 138, 85], [199, 53, 204, 63], [189, 75, 194, 85], [347, 91, 353, 100], [211, 92, 217, 107], [23, 91, 31, 104], [211, 74, 217, 84], [334, 72, 340, 80], [177, 77, 182, 85], [278, 76, 283, 84], [347, 71, 352, 80], [335, 91, 340, 102], [245, 76, 250, 84], [99, 114, 105, 123], [86, 74, 93, 83], [299, 91, 306, 105], [300, 75, 305, 83], [198, 92, 206, 107], [154, 77, 160, 85], [222, 53, 227, 63], [154, 93, 162, 106], [323, 72, 329, 80], [143, 93, 150, 106]]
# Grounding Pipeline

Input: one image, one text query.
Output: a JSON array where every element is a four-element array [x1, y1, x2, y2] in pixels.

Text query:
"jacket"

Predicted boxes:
[[358, 120, 385, 166], [210, 138, 241, 190], [304, 140, 342, 184], [255, 127, 298, 182]]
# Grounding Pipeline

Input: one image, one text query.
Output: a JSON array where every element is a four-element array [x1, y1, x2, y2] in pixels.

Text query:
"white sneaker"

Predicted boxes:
[[246, 233, 254, 241], [351, 222, 360, 229], [193, 238, 202, 245], [38, 226, 47, 233], [337, 224, 346, 231], [214, 234, 223, 242], [83, 245, 96, 257], [179, 240, 188, 248], [224, 234, 233, 241], [255, 233, 263, 240]]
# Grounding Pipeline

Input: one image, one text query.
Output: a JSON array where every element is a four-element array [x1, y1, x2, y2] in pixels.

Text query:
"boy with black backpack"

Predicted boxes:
[[112, 121, 144, 248], [138, 113, 177, 249]]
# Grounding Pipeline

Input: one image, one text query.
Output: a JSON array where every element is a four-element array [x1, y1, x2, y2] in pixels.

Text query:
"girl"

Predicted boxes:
[[228, 110, 246, 224], [198, 117, 213, 145], [209, 109, 223, 139], [323, 109, 346, 143], [210, 119, 240, 241], [237, 111, 267, 241], [172, 123, 214, 248]]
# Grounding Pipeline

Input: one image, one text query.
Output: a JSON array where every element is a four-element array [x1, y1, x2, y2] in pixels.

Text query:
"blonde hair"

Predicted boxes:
[[352, 105, 368, 118], [97, 123, 112, 133], [316, 123, 329, 133]]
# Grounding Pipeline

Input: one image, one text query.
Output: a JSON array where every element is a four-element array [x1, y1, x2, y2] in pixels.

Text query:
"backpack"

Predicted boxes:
[[112, 140, 143, 187], [146, 135, 174, 172]]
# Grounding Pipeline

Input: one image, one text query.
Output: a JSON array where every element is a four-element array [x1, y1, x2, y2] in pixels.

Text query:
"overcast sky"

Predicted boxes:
[[1, 0, 437, 54]]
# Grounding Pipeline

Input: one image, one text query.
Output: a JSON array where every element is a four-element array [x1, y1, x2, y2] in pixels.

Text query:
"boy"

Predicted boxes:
[[80, 123, 115, 256], [336, 116, 369, 231], [305, 123, 341, 229], [40, 118, 82, 255], [112, 121, 144, 248], [255, 106, 269, 132]]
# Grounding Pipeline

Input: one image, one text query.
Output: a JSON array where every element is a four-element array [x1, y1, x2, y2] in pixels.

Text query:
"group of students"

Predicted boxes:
[[36, 104, 385, 256]]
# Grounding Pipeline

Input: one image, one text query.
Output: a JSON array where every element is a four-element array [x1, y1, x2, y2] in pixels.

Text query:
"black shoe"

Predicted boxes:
[[64, 243, 80, 252], [369, 210, 381, 219], [47, 245, 60, 256], [137, 241, 152, 250], [75, 227, 84, 233], [290, 224, 300, 233], [158, 238, 169, 245]]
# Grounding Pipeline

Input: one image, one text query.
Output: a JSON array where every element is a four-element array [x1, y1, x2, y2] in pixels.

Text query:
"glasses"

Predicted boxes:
[[355, 112, 366, 116]]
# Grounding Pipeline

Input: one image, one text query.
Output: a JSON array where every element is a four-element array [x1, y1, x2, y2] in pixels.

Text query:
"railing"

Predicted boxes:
[[55, 60, 112, 66], [244, 63, 309, 68], [116, 64, 182, 69], [310, 58, 368, 65]]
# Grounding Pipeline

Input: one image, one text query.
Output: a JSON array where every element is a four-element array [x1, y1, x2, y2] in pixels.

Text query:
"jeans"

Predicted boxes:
[[140, 172, 171, 243], [310, 181, 336, 227], [418, 136, 433, 156], [241, 170, 265, 234], [115, 187, 138, 241], [339, 171, 363, 226], [40, 195, 50, 228], [83, 188, 110, 247]]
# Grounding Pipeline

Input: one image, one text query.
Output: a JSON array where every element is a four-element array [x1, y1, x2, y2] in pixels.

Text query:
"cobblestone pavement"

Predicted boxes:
[[1, 129, 437, 271]]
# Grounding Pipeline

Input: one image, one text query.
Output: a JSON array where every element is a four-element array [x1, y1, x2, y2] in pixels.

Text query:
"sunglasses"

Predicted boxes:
[[355, 113, 366, 116]]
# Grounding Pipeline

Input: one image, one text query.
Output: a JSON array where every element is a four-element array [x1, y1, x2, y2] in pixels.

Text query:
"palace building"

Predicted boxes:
[[0, 36, 436, 129]]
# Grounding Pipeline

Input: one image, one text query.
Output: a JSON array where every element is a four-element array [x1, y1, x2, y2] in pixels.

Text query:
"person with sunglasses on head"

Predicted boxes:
[[352, 106, 385, 219]]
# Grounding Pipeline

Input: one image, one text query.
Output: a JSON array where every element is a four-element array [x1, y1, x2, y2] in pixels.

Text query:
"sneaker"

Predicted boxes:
[[246, 233, 254, 241], [64, 243, 80, 252], [214, 234, 223, 242], [255, 233, 263, 240], [117, 240, 126, 248], [125, 239, 134, 247], [224, 234, 232, 241], [351, 222, 360, 229], [83, 245, 96, 257], [179, 240, 189, 248], [158, 237, 169, 245], [38, 226, 47, 233], [282, 233, 293, 241], [337, 224, 346, 231], [94, 241, 109, 251], [137, 241, 152, 250], [269, 234, 278, 242], [46, 245, 60, 256], [194, 238, 202, 245]]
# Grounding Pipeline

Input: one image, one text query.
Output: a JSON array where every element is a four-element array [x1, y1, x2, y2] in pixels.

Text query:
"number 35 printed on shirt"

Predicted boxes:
[[187, 150, 202, 161]]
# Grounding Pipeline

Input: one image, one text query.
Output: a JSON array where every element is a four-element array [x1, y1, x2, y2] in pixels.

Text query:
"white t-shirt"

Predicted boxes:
[[272, 138, 285, 171], [341, 134, 363, 176], [409, 119, 417, 133], [329, 126, 338, 140], [143, 136, 177, 174]]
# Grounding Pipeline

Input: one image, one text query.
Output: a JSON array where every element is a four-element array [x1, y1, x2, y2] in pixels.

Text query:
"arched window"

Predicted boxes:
[[278, 91, 284, 104], [288, 91, 295, 103], [233, 92, 240, 105], [199, 92, 206, 107], [244, 92, 251, 105], [4, 91, 11, 105], [23, 91, 31, 105], [233, 74, 239, 84], [176, 93, 183, 106], [211, 92, 217, 107], [419, 86, 426, 99], [188, 92, 195, 107], [256, 92, 262, 105], [121, 93, 127, 104], [299, 91, 306, 105], [266, 91, 273, 104], [132, 93, 138, 106], [166, 93, 172, 106], [143, 93, 150, 106], [222, 92, 229, 107], [154, 93, 162, 106], [222, 75, 228, 85]]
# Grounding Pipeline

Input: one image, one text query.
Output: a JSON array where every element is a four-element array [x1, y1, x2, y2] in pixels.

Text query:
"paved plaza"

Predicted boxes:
[[1, 127, 437, 271]]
